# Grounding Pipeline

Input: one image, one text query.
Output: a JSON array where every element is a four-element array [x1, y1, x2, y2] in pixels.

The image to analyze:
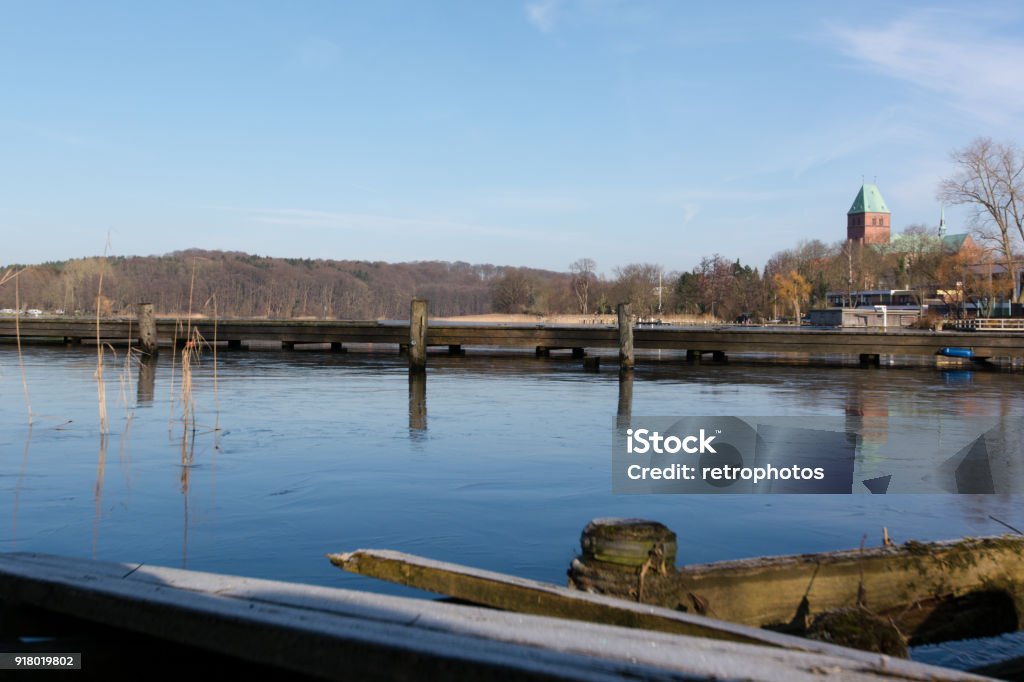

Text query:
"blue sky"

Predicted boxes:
[[2, 1, 1023, 275]]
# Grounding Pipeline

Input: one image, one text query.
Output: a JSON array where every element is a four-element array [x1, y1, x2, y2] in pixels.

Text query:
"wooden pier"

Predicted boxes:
[[3, 311, 1024, 367]]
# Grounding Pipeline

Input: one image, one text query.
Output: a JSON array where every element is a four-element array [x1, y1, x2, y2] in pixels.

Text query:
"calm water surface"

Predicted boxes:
[[1, 345, 1022, 668]]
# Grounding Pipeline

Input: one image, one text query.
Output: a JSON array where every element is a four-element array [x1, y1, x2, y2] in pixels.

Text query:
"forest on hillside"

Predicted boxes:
[[0, 228, 1010, 322], [0, 250, 568, 319]]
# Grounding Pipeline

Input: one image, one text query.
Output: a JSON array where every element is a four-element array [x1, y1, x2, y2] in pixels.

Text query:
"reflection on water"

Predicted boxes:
[[616, 370, 633, 427], [11, 425, 32, 550], [408, 372, 426, 437], [1, 346, 1023, 666], [137, 353, 156, 404]]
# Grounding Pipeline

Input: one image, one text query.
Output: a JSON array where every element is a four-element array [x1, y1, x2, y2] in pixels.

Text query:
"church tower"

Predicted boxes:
[[847, 183, 890, 244]]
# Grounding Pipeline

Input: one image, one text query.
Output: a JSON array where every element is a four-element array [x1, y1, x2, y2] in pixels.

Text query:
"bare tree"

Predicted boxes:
[[939, 137, 1024, 301], [611, 263, 662, 317], [569, 258, 596, 314]]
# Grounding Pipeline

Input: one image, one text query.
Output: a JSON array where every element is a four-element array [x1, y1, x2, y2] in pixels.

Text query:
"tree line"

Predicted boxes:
[[3, 138, 1020, 321]]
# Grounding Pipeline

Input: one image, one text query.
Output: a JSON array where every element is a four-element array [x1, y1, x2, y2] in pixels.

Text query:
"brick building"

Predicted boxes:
[[846, 183, 890, 244]]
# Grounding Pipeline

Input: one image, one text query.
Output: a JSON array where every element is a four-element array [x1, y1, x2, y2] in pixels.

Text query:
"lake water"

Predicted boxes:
[[1, 344, 1022, 669]]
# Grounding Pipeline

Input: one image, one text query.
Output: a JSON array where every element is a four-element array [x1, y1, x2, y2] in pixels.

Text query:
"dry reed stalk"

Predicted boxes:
[[14, 274, 32, 424], [177, 326, 209, 471], [179, 328, 201, 438], [202, 294, 221, 411], [185, 259, 196, 344], [0, 267, 20, 288], [211, 294, 218, 407], [179, 261, 200, 438], [114, 344, 140, 423], [94, 249, 109, 435], [167, 316, 182, 428]]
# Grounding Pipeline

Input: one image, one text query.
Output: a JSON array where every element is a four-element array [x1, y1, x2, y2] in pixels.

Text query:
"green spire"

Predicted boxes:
[[847, 184, 890, 215], [938, 206, 946, 237]]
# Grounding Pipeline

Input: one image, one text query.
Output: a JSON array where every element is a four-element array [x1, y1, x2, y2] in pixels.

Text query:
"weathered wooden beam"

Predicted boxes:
[[0, 553, 980, 682], [569, 523, 1024, 646], [617, 303, 634, 369], [137, 303, 158, 355], [329, 549, 849, 656], [409, 299, 427, 373]]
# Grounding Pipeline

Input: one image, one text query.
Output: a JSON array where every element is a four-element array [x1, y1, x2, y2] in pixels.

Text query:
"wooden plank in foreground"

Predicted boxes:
[[327, 548, 1003, 676], [0, 553, 988, 681], [329, 549, 796, 648]]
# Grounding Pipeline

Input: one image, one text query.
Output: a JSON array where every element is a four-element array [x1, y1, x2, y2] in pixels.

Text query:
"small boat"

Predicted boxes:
[[938, 347, 974, 358]]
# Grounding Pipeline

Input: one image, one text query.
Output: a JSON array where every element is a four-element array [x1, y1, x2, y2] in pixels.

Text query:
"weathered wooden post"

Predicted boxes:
[[137, 302, 158, 355], [409, 299, 428, 373], [617, 303, 634, 370], [569, 518, 679, 605]]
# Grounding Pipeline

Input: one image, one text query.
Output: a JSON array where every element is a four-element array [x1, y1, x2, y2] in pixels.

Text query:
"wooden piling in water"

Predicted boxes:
[[409, 299, 427, 373], [617, 303, 634, 370], [137, 302, 158, 355]]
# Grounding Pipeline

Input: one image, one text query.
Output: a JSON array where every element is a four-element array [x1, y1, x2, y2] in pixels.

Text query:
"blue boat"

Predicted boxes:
[[939, 347, 973, 358]]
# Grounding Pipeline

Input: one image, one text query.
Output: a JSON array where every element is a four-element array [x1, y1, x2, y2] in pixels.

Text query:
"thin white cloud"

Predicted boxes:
[[723, 106, 921, 183], [212, 206, 587, 244], [526, 0, 560, 33], [680, 203, 699, 226], [830, 11, 1024, 126]]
